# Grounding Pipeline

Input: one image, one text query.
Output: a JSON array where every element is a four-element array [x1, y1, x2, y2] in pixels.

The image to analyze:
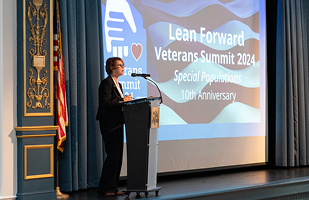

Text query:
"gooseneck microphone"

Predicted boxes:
[[131, 73, 163, 104], [131, 73, 151, 78], [131, 73, 163, 103]]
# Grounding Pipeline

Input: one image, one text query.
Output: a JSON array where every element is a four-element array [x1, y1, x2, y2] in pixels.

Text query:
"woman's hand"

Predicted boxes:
[[123, 94, 133, 102]]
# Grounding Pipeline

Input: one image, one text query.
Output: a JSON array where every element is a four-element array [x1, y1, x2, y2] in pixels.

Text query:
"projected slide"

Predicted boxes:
[[101, 0, 265, 140], [101, 0, 266, 174]]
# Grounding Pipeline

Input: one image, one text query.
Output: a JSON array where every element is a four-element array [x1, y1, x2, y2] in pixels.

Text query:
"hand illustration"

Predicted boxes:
[[104, 0, 137, 58]]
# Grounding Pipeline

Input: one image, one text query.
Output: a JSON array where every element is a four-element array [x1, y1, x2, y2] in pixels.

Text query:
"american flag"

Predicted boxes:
[[54, 0, 68, 152]]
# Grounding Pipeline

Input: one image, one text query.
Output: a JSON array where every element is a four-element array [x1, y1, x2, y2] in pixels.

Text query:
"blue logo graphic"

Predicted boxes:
[[102, 0, 147, 99]]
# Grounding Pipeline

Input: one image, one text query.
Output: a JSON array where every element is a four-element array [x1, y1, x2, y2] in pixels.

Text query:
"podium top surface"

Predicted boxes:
[[122, 96, 161, 105]]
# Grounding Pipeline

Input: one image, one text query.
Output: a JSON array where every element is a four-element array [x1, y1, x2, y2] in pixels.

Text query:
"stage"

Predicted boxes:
[[67, 166, 309, 199]]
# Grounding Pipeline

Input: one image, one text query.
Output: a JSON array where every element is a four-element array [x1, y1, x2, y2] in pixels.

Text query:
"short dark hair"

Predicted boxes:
[[105, 57, 124, 75]]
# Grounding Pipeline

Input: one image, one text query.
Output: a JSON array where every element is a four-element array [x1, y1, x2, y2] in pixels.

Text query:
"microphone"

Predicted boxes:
[[131, 73, 150, 78], [130, 72, 163, 104]]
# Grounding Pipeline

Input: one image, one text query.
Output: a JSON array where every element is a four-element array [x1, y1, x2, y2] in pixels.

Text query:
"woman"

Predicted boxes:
[[96, 57, 132, 196]]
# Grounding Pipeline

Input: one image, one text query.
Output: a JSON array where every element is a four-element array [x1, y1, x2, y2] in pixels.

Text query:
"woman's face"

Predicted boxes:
[[111, 60, 124, 78]]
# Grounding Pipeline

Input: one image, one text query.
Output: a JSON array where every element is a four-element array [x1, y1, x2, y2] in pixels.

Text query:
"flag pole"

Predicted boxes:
[[55, 149, 69, 199], [54, 66, 68, 200], [54, 0, 69, 199]]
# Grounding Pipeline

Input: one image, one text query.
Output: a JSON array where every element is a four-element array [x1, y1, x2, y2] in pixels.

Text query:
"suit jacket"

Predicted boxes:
[[96, 76, 124, 123]]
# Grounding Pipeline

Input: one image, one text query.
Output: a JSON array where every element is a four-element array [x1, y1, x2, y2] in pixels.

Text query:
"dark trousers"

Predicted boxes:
[[98, 121, 124, 195]]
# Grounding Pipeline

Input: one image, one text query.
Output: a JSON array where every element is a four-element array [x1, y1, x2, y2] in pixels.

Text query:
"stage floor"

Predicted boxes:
[[66, 166, 309, 200]]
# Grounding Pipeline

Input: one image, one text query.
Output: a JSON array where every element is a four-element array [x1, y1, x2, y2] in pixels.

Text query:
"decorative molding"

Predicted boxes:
[[23, 0, 53, 117], [15, 125, 58, 131], [16, 134, 56, 138], [24, 144, 54, 180]]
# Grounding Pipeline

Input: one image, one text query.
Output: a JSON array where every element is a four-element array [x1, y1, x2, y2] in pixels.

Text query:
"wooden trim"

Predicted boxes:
[[24, 144, 54, 180], [16, 134, 56, 138], [15, 125, 58, 132]]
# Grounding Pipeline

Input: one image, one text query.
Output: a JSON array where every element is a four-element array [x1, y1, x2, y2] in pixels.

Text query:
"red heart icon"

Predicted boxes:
[[131, 43, 142, 61]]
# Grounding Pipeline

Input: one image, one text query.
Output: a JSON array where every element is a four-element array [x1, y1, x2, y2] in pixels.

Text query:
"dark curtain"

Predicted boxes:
[[57, 0, 105, 191], [276, 0, 309, 166]]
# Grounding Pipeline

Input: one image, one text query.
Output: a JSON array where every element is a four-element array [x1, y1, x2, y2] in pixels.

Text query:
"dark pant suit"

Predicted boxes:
[[98, 121, 123, 194], [96, 75, 125, 195]]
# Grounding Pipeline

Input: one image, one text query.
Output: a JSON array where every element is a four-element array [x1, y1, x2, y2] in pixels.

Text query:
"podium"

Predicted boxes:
[[123, 97, 161, 198]]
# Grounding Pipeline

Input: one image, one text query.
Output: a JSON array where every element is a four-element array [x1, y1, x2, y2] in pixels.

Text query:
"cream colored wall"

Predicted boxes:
[[0, 0, 17, 199]]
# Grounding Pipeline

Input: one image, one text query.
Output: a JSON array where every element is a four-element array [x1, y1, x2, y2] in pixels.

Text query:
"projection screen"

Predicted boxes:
[[100, 0, 267, 175]]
